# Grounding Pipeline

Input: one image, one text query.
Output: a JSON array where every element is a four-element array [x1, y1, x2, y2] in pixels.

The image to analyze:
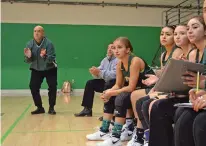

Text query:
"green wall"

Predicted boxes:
[[1, 23, 161, 89]]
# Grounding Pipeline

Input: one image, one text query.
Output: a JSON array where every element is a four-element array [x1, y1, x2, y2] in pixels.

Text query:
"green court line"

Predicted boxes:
[[13, 129, 94, 134], [1, 104, 31, 144]]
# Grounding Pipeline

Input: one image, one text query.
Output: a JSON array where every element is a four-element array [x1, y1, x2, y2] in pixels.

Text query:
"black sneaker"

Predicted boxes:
[[74, 107, 92, 117], [48, 107, 56, 115], [31, 107, 45, 115]]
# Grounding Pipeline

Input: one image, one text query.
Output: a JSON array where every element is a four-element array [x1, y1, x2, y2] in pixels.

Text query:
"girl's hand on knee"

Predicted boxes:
[[103, 91, 112, 99], [100, 93, 107, 102], [100, 91, 111, 103]]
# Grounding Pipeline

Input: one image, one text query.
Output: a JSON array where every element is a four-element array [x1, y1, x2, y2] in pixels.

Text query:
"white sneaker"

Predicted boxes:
[[120, 125, 133, 141], [143, 130, 149, 146], [122, 123, 127, 130], [86, 130, 110, 141], [127, 128, 136, 145], [96, 136, 122, 146], [127, 135, 143, 146], [143, 141, 148, 146]]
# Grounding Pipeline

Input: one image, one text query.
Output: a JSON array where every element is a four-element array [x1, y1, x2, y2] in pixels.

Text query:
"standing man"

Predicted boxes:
[[24, 25, 57, 115], [74, 44, 118, 117]]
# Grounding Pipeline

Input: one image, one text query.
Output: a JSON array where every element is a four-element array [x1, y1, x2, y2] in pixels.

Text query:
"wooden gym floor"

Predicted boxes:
[[1, 94, 128, 146]]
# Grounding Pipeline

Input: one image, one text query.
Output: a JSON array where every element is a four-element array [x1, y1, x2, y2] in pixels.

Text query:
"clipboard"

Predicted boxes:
[[153, 59, 204, 93]]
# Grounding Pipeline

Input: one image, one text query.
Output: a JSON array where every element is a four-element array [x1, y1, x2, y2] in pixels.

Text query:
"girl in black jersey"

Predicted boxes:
[[86, 37, 154, 146], [174, 25, 196, 61], [149, 16, 206, 146], [128, 25, 182, 146], [174, 15, 206, 146], [129, 24, 198, 146]]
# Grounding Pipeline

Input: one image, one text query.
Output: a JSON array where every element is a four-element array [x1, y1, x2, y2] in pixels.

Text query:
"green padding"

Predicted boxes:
[[1, 67, 90, 89], [1, 23, 161, 89]]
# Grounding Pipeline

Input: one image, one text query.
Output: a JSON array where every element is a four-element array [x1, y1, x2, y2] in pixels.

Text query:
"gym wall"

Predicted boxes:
[[1, 2, 163, 89]]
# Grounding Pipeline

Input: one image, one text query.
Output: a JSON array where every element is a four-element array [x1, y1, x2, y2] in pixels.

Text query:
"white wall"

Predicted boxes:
[[2, 2, 165, 26]]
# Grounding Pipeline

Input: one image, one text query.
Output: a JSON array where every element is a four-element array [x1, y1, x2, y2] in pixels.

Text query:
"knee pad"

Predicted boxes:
[[103, 97, 115, 114], [114, 92, 131, 118], [114, 105, 127, 118]]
